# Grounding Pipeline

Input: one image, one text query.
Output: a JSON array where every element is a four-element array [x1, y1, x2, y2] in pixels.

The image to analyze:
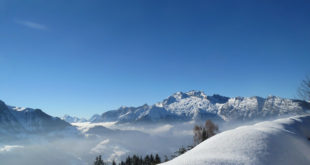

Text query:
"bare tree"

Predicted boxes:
[[193, 125, 202, 145], [205, 120, 218, 138], [298, 76, 310, 101], [193, 120, 218, 146]]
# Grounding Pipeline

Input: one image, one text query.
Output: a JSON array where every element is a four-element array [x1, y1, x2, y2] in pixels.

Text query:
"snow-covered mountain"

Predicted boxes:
[[161, 115, 310, 165], [91, 91, 310, 123], [0, 100, 71, 136], [62, 115, 87, 123]]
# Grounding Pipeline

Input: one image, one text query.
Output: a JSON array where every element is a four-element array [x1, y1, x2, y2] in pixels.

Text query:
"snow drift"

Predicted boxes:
[[162, 115, 310, 165]]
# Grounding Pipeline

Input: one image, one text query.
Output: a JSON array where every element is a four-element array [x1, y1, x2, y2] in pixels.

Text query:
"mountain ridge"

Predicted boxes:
[[87, 90, 310, 123], [0, 100, 71, 137]]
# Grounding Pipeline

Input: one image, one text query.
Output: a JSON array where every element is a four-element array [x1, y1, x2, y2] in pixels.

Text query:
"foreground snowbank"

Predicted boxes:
[[162, 115, 310, 165]]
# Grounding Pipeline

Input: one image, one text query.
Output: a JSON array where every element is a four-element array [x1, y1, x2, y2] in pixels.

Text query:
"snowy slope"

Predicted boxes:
[[91, 91, 310, 123], [161, 115, 310, 165]]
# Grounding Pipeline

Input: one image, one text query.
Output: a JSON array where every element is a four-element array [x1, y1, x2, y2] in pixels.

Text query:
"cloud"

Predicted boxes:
[[15, 20, 47, 30], [90, 139, 129, 162], [0, 145, 24, 152]]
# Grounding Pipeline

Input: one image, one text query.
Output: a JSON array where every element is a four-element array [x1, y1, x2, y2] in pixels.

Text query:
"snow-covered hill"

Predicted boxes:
[[0, 100, 71, 136], [161, 115, 310, 165], [90, 91, 310, 123]]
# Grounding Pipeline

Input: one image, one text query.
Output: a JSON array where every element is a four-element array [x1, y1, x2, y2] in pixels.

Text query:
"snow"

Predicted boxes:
[[61, 115, 87, 123], [9, 106, 37, 113], [161, 115, 310, 165], [92, 90, 310, 123], [11, 107, 27, 111]]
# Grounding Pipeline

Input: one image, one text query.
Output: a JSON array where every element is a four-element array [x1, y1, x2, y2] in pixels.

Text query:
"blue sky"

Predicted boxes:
[[0, 0, 309, 118]]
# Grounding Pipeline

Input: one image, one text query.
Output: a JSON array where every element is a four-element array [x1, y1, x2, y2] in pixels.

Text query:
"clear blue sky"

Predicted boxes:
[[0, 0, 309, 118]]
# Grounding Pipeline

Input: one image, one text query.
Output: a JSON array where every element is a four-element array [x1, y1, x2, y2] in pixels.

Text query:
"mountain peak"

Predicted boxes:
[[163, 90, 207, 105], [185, 90, 207, 98], [172, 91, 188, 99]]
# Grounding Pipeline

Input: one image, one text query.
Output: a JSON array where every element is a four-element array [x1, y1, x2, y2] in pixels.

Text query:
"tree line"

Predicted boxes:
[[94, 154, 161, 165]]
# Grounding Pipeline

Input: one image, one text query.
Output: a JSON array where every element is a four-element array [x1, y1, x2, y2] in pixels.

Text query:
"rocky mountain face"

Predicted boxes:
[[0, 100, 71, 136], [90, 91, 310, 123]]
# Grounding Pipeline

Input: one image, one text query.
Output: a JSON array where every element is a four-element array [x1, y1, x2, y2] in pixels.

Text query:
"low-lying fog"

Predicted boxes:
[[0, 121, 196, 165], [0, 118, 280, 165]]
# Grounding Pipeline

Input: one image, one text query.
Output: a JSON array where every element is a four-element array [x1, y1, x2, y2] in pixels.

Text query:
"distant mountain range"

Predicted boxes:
[[0, 100, 71, 137], [64, 91, 310, 123], [61, 115, 87, 123], [1, 90, 309, 135]]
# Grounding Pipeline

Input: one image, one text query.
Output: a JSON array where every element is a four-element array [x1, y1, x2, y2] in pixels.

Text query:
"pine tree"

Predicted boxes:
[[164, 155, 169, 162], [94, 155, 105, 165], [150, 154, 154, 163], [140, 156, 143, 165], [125, 156, 131, 165], [132, 155, 140, 165], [155, 154, 161, 164], [144, 155, 150, 165]]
